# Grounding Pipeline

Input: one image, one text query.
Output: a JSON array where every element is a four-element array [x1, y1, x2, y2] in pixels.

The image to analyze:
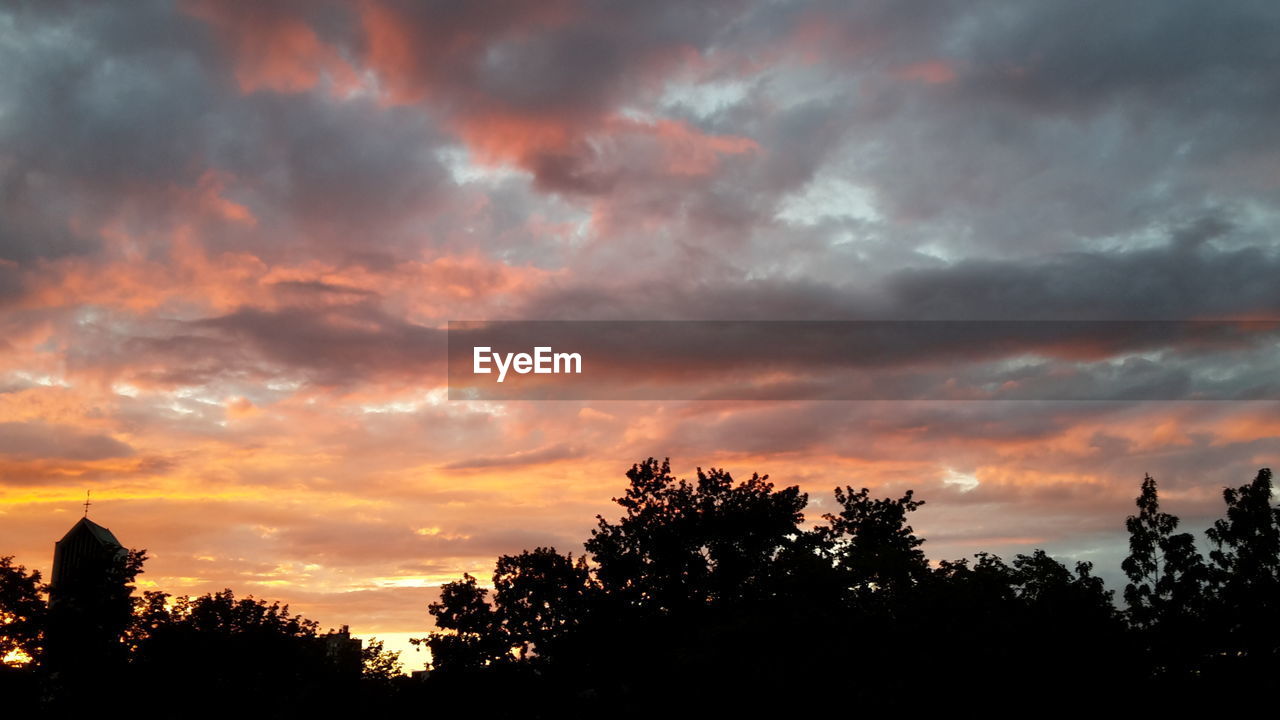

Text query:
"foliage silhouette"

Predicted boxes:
[[0, 557, 44, 669], [818, 485, 928, 602], [3, 460, 1279, 715], [1205, 467, 1280, 671], [419, 573, 508, 671], [419, 459, 1280, 713], [584, 458, 809, 614], [1123, 474, 1210, 629], [129, 588, 404, 715], [492, 547, 593, 661], [1121, 474, 1213, 680]]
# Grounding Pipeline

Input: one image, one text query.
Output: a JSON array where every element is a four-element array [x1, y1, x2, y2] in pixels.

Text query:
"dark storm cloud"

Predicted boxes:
[[698, 1, 1280, 268], [0, 263, 25, 307], [57, 301, 445, 390], [217, 93, 453, 253], [191, 304, 446, 387], [7, 0, 1275, 403], [0, 0, 454, 265], [883, 223, 1280, 320], [0, 0, 219, 185], [361, 0, 741, 114], [346, 0, 756, 191], [0, 0, 217, 261], [6, 0, 1274, 277], [0, 421, 134, 461], [498, 224, 1280, 401], [521, 221, 1280, 321], [958, 1, 1280, 116]]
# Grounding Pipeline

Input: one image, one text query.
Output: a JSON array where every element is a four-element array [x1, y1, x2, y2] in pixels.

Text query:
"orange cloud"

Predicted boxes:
[[617, 116, 759, 176], [184, 0, 358, 95], [452, 112, 578, 167], [225, 396, 259, 420], [357, 0, 575, 107], [896, 60, 957, 85], [195, 172, 257, 226]]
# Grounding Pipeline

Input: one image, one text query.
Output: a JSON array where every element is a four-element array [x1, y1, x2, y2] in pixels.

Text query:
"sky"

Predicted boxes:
[[2, 0, 1279, 670]]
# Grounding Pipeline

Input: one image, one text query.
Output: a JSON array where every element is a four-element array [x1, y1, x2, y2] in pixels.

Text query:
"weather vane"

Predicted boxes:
[[83, 490, 91, 517]]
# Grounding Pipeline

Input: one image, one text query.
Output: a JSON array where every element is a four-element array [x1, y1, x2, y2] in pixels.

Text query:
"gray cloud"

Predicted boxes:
[[0, 421, 135, 461]]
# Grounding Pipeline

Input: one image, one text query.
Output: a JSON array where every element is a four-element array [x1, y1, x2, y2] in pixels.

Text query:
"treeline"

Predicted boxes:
[[417, 460, 1280, 713], [0, 553, 403, 716], [2, 460, 1278, 715]]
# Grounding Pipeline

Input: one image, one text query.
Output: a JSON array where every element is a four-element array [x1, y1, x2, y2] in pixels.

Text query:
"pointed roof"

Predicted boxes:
[[58, 516, 122, 549]]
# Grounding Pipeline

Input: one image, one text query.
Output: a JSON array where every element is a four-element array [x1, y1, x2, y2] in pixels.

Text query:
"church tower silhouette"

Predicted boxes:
[[49, 516, 126, 607]]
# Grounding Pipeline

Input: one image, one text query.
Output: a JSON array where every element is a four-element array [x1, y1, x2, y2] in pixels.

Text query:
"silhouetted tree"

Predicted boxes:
[[1118, 473, 1213, 683], [1205, 467, 1280, 664], [421, 574, 509, 672], [125, 588, 172, 654], [360, 638, 404, 681], [133, 588, 321, 668], [1013, 549, 1116, 621], [131, 588, 375, 714], [370, 461, 1280, 710], [424, 547, 596, 672], [0, 557, 43, 714], [1122, 474, 1211, 632], [0, 557, 44, 666], [579, 459, 815, 713], [926, 551, 1020, 634], [933, 551, 1019, 602], [422, 458, 818, 713], [492, 547, 593, 662], [1124, 474, 1180, 626], [818, 486, 928, 601], [584, 458, 808, 615]]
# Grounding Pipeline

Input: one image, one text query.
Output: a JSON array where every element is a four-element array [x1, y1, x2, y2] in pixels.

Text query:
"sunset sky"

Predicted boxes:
[[2, 1, 1279, 670]]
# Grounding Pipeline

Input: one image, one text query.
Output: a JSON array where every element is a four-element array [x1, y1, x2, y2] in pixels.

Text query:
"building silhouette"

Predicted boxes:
[[49, 516, 126, 607], [324, 624, 364, 673], [44, 514, 133, 676]]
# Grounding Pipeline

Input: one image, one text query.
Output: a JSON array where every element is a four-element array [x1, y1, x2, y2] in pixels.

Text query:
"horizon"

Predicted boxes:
[[3, 0, 1279, 678], [8, 456, 1272, 671]]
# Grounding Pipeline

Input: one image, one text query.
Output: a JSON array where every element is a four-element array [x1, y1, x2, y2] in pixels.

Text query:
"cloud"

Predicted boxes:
[[444, 442, 583, 470], [0, 421, 134, 461], [2, 0, 1279, 652], [883, 220, 1280, 320]]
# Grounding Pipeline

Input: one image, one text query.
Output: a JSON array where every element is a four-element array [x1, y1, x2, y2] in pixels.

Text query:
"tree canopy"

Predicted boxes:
[[418, 459, 1280, 713], [0, 557, 44, 667], [3, 460, 1279, 714]]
